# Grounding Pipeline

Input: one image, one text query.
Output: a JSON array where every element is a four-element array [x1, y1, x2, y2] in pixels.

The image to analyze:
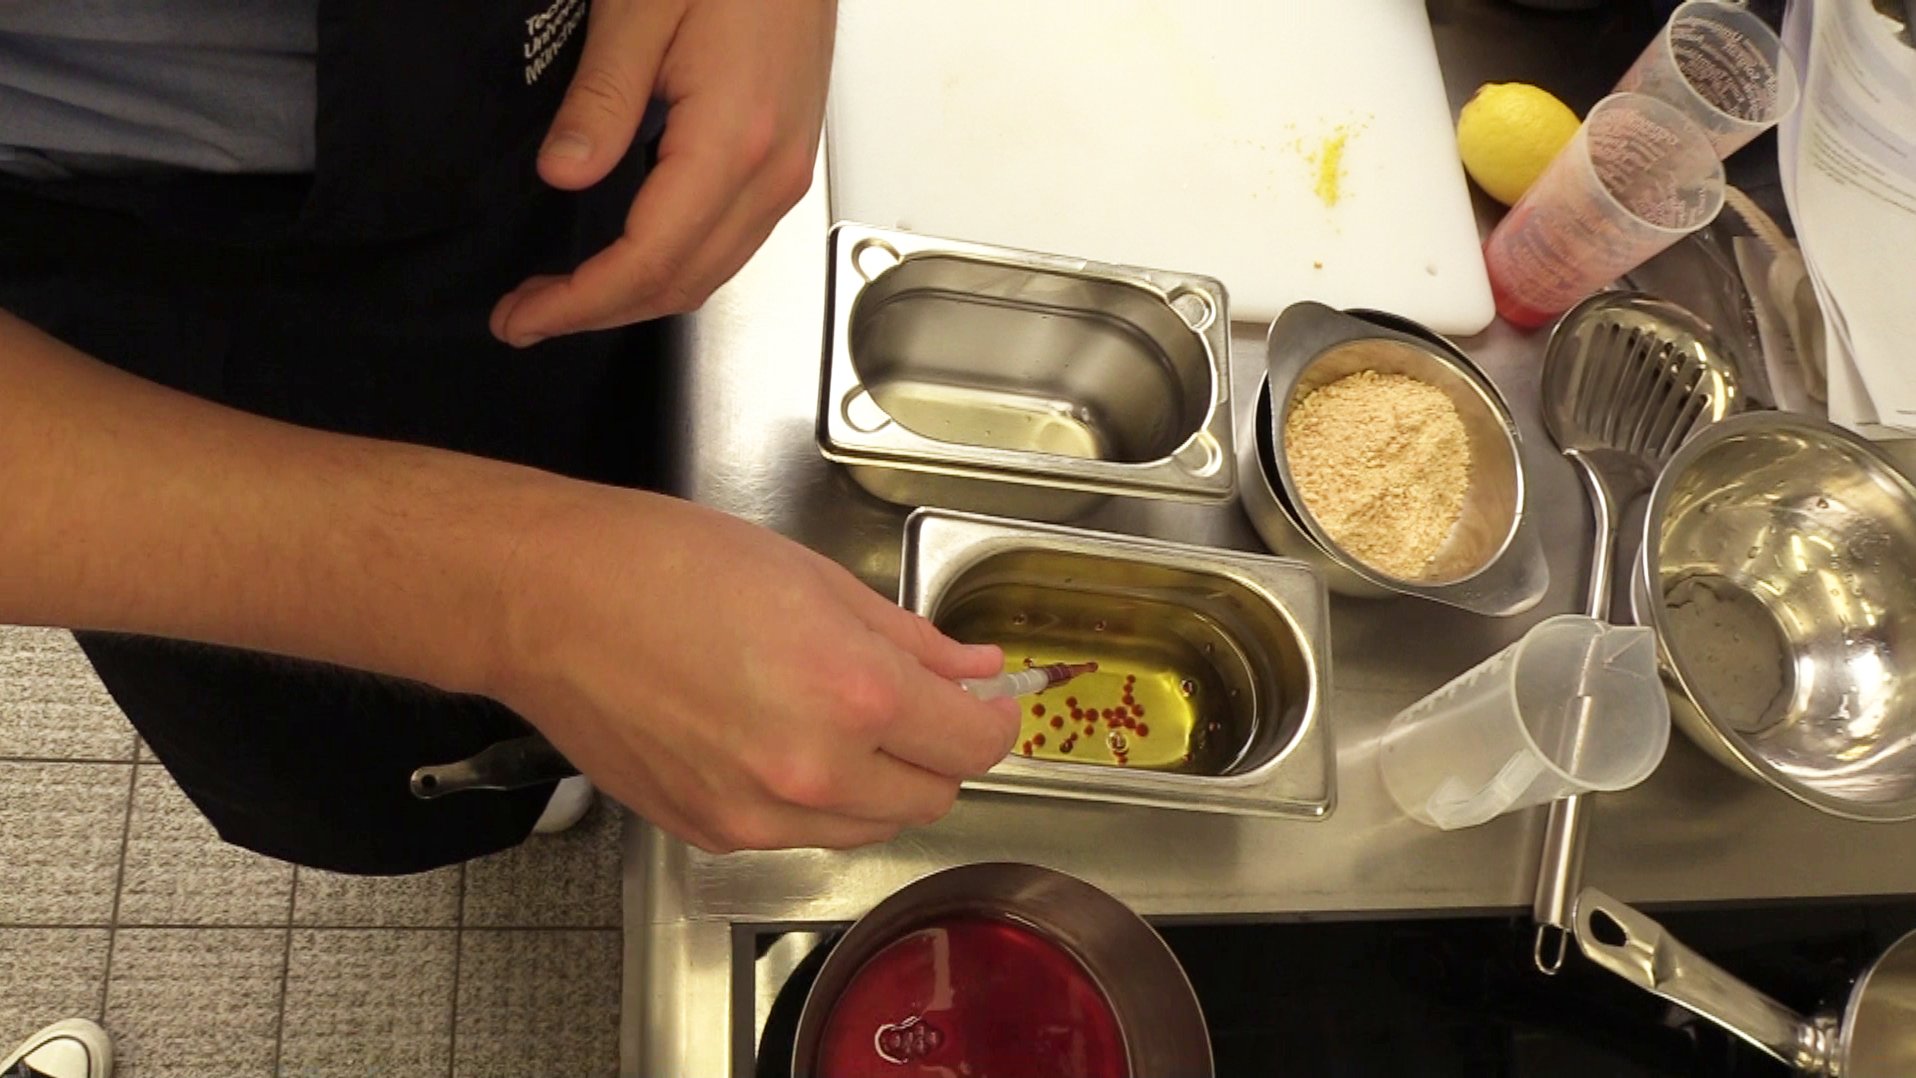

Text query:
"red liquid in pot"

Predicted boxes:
[[814, 915, 1129, 1078]]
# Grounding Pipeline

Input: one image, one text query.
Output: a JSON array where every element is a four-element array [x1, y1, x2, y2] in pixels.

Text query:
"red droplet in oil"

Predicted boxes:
[[814, 917, 1127, 1078], [1032, 703, 1046, 717], [1050, 716, 1064, 730], [1033, 733, 1046, 748], [1061, 740, 1075, 754], [1084, 725, 1096, 737], [1065, 697, 1078, 709], [1137, 723, 1151, 737], [1020, 744, 1033, 757]]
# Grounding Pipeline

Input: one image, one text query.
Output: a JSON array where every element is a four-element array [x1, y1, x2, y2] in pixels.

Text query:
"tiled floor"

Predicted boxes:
[[0, 626, 624, 1077]]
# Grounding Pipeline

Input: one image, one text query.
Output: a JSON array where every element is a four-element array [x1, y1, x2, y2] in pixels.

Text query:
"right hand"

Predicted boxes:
[[485, 487, 1021, 853]]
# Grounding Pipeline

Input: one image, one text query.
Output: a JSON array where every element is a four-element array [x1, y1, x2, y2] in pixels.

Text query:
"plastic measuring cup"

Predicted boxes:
[[1484, 93, 1724, 328], [1379, 615, 1670, 831], [1614, 0, 1800, 159]]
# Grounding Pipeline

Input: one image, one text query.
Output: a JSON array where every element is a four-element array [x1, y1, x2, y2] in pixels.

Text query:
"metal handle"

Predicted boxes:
[[1532, 451, 1621, 973], [1573, 887, 1836, 1074], [409, 734, 578, 799], [1531, 795, 1589, 973]]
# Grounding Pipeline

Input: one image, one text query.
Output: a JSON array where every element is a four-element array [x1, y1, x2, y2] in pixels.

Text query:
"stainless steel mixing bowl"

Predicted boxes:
[[1256, 302, 1550, 616], [1632, 412, 1916, 820]]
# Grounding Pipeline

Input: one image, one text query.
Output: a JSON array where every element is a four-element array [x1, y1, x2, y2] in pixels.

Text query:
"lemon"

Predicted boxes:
[[1456, 83, 1581, 207]]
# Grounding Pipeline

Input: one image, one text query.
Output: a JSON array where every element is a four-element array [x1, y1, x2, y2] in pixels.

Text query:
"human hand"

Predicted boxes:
[[486, 488, 1020, 852], [490, 0, 837, 347]]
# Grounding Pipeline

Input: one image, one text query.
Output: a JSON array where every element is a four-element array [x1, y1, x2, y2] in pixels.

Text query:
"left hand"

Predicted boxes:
[[490, 0, 837, 347]]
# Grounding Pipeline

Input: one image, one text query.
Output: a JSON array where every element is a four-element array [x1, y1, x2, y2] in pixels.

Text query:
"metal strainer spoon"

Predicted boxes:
[[1530, 291, 1740, 974]]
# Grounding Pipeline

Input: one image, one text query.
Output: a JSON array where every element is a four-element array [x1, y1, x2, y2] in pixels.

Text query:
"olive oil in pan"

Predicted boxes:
[[939, 590, 1243, 774], [865, 381, 1107, 459]]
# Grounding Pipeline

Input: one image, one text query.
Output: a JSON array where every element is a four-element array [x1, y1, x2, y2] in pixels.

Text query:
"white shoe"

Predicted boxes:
[[2, 1020, 112, 1078], [532, 774, 595, 834]]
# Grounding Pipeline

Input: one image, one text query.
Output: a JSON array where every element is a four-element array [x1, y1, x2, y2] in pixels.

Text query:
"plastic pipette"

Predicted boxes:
[[958, 661, 1098, 702]]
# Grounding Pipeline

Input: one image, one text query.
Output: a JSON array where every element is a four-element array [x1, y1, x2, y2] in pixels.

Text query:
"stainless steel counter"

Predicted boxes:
[[621, 5, 1916, 1075]]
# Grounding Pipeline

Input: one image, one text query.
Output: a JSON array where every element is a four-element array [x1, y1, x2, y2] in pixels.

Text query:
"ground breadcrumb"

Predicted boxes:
[[1284, 370, 1471, 579]]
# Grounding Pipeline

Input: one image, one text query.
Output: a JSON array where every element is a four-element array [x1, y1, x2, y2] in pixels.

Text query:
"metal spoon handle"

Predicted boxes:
[[1532, 453, 1619, 973]]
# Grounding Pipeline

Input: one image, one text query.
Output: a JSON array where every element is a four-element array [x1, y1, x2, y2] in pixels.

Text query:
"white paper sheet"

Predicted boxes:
[[1779, 0, 1916, 438]]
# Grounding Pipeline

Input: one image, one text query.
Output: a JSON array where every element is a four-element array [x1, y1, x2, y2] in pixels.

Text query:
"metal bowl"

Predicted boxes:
[[1256, 302, 1549, 616], [1631, 412, 1916, 821], [791, 863, 1212, 1078]]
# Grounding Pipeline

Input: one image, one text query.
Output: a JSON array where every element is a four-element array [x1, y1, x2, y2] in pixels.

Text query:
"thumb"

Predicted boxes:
[[538, 0, 674, 191]]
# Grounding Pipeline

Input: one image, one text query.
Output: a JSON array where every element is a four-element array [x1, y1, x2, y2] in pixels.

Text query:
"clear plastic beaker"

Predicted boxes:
[[1615, 0, 1800, 159], [1379, 615, 1671, 831], [1484, 92, 1724, 328]]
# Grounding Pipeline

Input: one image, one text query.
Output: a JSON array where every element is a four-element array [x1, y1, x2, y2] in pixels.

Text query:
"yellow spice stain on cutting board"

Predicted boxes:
[[1300, 118, 1372, 209], [1312, 129, 1350, 206]]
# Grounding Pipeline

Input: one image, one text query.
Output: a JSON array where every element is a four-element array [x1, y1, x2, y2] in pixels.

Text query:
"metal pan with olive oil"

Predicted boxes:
[[901, 508, 1333, 818]]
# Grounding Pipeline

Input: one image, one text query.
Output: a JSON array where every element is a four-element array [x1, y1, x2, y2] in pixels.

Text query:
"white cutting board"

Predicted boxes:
[[827, 0, 1495, 335]]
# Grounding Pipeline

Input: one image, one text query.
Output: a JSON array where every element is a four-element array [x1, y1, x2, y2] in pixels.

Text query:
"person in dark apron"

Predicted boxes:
[[0, 1, 668, 874], [0, 0, 1019, 910]]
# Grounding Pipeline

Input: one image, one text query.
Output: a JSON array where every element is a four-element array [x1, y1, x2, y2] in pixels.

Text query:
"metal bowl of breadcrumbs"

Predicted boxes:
[[1258, 303, 1549, 617]]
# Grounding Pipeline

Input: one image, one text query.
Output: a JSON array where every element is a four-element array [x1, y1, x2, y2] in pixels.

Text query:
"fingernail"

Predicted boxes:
[[540, 131, 593, 162]]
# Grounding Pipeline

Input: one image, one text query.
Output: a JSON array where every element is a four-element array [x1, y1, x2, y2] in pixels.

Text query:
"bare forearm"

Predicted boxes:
[[0, 309, 549, 696]]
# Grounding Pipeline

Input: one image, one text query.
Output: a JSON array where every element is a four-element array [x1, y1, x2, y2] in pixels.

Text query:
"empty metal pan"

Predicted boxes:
[[1575, 887, 1916, 1075]]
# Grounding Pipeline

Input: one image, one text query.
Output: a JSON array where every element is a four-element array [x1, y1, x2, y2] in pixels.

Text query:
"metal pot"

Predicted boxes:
[[791, 863, 1212, 1078], [1575, 887, 1916, 1075]]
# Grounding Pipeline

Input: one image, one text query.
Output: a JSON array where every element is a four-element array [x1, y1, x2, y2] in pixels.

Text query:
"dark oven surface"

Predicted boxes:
[[755, 898, 1916, 1077]]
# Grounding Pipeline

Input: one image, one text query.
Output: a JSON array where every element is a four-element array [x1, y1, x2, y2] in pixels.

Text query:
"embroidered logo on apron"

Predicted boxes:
[[524, 0, 587, 85]]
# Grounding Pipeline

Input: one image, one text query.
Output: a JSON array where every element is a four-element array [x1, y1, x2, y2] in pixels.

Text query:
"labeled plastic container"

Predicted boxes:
[[1379, 615, 1670, 831], [1614, 0, 1799, 159], [1484, 93, 1724, 328]]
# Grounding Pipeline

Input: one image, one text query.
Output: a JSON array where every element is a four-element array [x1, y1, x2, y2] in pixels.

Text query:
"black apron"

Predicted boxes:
[[0, 0, 664, 874]]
